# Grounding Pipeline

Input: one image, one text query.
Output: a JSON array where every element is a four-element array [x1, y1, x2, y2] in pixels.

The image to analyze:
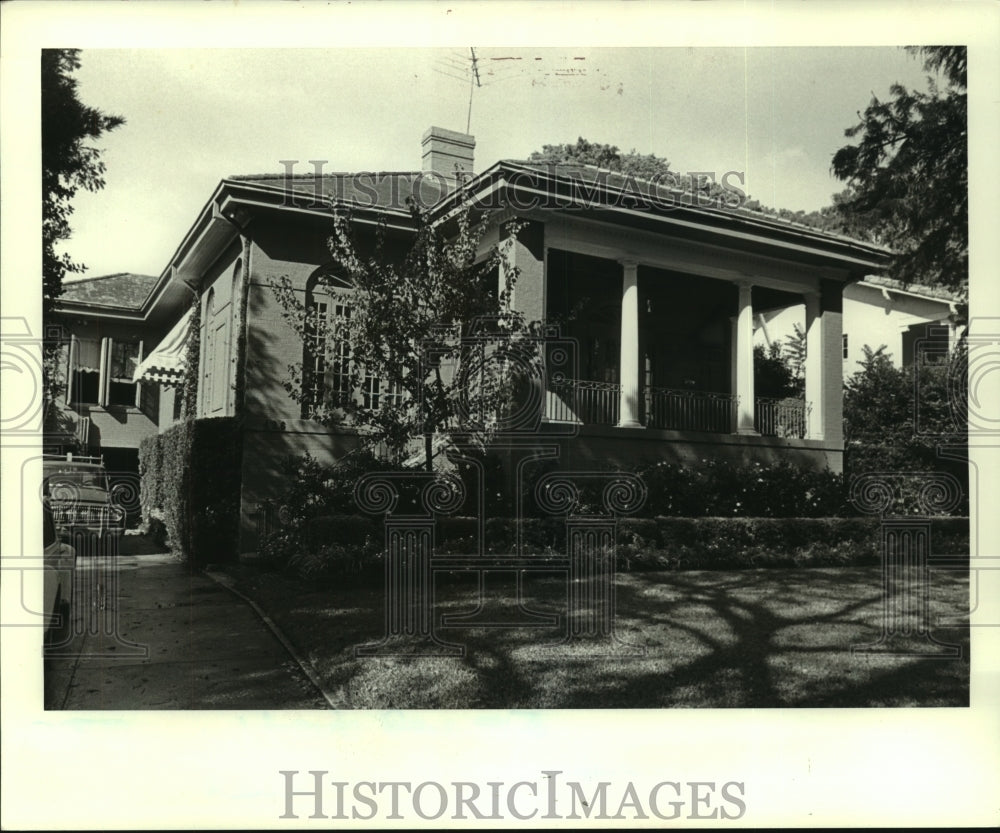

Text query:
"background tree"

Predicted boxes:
[[42, 48, 124, 397], [831, 46, 967, 298], [527, 138, 849, 227], [785, 323, 807, 386], [843, 344, 967, 513], [527, 137, 672, 180], [274, 203, 541, 471], [754, 341, 803, 399]]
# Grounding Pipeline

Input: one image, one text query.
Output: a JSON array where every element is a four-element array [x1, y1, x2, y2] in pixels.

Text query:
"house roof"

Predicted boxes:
[[857, 273, 960, 304], [227, 171, 449, 213], [59, 273, 159, 310], [74, 144, 893, 336], [492, 160, 886, 249], [223, 161, 890, 270]]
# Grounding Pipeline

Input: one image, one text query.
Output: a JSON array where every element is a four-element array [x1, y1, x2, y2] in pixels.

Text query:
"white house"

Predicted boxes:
[[755, 274, 961, 376]]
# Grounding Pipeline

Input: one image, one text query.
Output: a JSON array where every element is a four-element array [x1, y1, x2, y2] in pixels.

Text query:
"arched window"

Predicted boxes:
[[302, 268, 352, 418], [301, 267, 402, 419]]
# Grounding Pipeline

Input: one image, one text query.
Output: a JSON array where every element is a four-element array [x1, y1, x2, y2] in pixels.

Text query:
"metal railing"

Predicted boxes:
[[547, 378, 620, 426], [755, 397, 810, 438], [644, 387, 738, 434], [76, 415, 91, 448], [547, 379, 812, 439]]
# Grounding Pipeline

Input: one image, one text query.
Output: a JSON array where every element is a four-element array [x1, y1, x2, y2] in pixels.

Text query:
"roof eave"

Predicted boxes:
[[433, 161, 890, 275]]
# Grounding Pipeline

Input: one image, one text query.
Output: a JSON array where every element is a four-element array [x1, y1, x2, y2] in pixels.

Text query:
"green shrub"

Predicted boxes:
[[286, 541, 384, 582], [637, 459, 849, 517], [256, 452, 395, 579], [843, 346, 969, 516], [611, 516, 968, 571]]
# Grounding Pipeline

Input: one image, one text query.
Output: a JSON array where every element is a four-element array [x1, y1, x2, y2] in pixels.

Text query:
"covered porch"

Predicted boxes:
[[539, 245, 837, 442]]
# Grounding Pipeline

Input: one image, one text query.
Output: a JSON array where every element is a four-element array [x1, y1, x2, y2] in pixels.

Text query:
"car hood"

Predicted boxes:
[[48, 486, 111, 505]]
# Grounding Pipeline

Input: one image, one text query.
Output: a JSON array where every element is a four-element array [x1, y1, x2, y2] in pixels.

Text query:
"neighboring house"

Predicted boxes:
[[46, 273, 180, 473], [61, 127, 888, 553], [755, 275, 961, 376]]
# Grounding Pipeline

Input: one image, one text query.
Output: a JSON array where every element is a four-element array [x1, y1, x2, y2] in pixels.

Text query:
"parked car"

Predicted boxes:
[[43, 503, 76, 644], [42, 455, 125, 553]]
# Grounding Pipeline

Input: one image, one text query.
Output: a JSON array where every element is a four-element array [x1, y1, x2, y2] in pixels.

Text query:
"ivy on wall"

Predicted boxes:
[[139, 417, 242, 564]]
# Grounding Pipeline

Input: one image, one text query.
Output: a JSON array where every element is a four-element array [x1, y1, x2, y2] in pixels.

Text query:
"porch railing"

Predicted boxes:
[[754, 397, 810, 438], [76, 415, 91, 448], [644, 387, 737, 434], [547, 379, 812, 439], [548, 378, 620, 426]]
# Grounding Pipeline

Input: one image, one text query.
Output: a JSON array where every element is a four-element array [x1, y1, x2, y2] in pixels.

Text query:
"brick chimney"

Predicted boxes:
[[421, 126, 475, 188]]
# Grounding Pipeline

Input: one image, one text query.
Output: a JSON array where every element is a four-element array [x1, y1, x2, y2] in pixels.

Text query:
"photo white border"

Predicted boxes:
[[2, 1, 998, 828]]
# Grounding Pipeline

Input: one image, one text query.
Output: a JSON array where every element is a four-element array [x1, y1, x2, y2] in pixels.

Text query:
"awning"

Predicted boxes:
[[132, 308, 192, 385]]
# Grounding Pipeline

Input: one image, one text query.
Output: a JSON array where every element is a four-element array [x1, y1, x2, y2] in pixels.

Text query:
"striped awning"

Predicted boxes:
[[132, 308, 192, 385]]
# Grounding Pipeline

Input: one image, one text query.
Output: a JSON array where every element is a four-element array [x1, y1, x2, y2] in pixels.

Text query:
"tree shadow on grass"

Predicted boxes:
[[219, 563, 970, 709], [532, 567, 969, 709]]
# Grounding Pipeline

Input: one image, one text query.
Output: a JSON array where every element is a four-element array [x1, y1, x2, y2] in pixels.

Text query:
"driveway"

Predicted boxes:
[[44, 552, 329, 709]]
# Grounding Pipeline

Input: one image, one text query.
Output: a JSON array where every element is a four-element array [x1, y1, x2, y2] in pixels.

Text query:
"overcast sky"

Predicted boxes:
[[63, 46, 936, 280]]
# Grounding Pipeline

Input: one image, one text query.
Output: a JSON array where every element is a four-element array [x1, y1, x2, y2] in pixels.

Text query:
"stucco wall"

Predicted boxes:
[[756, 283, 954, 372], [50, 314, 160, 453]]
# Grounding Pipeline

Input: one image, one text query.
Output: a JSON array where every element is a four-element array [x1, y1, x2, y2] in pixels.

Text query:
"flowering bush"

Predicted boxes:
[[615, 516, 969, 571], [637, 459, 849, 518], [256, 451, 393, 582]]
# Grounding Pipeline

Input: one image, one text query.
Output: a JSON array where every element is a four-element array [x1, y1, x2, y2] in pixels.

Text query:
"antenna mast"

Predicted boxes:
[[467, 47, 481, 134]]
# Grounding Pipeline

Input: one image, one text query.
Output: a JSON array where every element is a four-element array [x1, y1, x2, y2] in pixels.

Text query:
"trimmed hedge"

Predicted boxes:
[[139, 417, 242, 565], [637, 459, 851, 517], [269, 513, 970, 578]]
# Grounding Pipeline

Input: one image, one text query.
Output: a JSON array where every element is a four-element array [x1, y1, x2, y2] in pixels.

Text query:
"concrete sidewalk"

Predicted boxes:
[[45, 554, 328, 709]]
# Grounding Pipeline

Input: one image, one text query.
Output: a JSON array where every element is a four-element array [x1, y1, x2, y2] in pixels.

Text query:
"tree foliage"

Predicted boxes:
[[527, 137, 673, 180], [527, 138, 848, 232], [274, 202, 542, 470], [42, 49, 124, 401], [754, 342, 803, 399], [42, 49, 125, 312], [832, 46, 967, 297], [843, 344, 966, 480]]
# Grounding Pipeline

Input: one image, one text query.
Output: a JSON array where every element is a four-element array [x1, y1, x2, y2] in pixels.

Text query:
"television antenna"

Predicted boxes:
[[467, 47, 481, 133]]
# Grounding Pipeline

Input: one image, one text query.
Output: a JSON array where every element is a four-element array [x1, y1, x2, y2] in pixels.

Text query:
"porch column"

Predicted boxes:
[[618, 260, 643, 428], [734, 281, 756, 434], [819, 280, 844, 451], [804, 290, 823, 439]]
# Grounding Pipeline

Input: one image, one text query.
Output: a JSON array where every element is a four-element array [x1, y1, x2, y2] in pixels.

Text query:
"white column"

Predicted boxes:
[[617, 260, 643, 428], [65, 335, 77, 404], [735, 281, 756, 434], [804, 290, 823, 439], [98, 337, 110, 407]]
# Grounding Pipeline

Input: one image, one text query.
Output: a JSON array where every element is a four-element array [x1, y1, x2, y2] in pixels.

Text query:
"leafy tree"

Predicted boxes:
[[843, 344, 967, 513], [527, 138, 739, 205], [42, 49, 124, 395], [527, 138, 850, 225], [754, 341, 802, 399], [843, 345, 914, 458], [785, 323, 807, 385], [528, 137, 672, 180], [274, 202, 542, 471], [831, 46, 967, 298]]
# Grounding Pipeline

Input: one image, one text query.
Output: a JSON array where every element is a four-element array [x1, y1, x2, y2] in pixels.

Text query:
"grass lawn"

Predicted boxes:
[[221, 564, 969, 709]]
